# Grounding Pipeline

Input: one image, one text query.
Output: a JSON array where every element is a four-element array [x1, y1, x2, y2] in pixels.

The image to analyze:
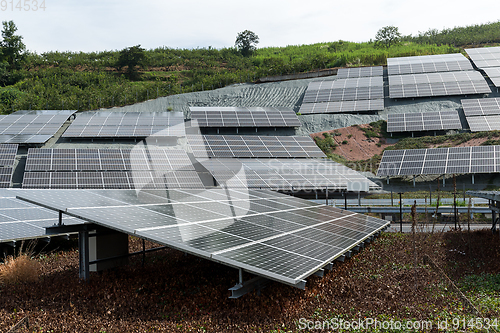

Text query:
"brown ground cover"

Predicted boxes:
[[2, 229, 500, 332]]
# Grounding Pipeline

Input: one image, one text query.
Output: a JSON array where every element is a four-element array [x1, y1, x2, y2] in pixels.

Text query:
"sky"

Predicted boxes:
[[1, 0, 500, 53]]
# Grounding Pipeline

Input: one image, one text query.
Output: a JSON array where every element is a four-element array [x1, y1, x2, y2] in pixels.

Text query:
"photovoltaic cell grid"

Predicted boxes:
[[462, 98, 500, 116], [189, 107, 301, 128], [15, 188, 389, 286], [0, 144, 18, 188], [377, 145, 500, 176], [25, 148, 194, 171], [62, 111, 185, 138], [336, 66, 383, 78], [481, 67, 500, 87], [199, 158, 380, 191], [388, 71, 491, 98], [466, 115, 500, 132], [387, 53, 473, 75], [22, 170, 204, 189], [299, 99, 384, 114], [465, 47, 500, 68], [188, 135, 326, 159], [299, 76, 384, 114], [0, 189, 83, 244], [302, 86, 384, 104], [0, 110, 76, 144], [386, 111, 462, 133], [22, 148, 204, 189]]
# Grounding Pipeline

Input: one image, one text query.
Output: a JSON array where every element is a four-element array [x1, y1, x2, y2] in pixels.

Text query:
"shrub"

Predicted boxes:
[[0, 254, 41, 284], [342, 140, 348, 144]]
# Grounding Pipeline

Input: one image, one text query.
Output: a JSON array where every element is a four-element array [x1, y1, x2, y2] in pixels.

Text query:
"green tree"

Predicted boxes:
[[374, 26, 402, 48], [116, 45, 146, 79], [235, 30, 259, 57], [0, 20, 26, 69]]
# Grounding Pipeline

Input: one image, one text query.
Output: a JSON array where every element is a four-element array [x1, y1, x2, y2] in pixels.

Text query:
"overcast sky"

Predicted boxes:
[[2, 0, 500, 53]]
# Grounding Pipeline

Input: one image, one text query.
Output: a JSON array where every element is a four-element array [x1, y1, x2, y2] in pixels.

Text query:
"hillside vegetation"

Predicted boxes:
[[1, 21, 500, 114]]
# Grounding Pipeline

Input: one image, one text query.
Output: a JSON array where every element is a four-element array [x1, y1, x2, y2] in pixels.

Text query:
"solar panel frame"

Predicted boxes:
[[188, 135, 326, 159], [199, 158, 380, 191], [377, 145, 500, 176], [386, 111, 462, 133], [62, 111, 185, 138], [336, 66, 383, 78], [189, 107, 301, 128], [15, 188, 389, 286], [299, 99, 384, 114]]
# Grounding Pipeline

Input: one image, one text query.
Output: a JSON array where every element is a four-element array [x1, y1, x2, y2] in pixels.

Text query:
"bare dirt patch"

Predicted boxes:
[[310, 124, 390, 161], [1, 230, 499, 332]]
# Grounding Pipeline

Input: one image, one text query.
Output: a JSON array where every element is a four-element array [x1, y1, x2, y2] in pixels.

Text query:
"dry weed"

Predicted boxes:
[[0, 254, 41, 284]]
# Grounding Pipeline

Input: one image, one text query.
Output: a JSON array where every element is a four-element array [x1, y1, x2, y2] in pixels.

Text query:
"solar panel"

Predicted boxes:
[[466, 115, 500, 132], [307, 77, 383, 90], [386, 111, 462, 133], [0, 189, 83, 243], [481, 67, 500, 87], [462, 98, 500, 116], [23, 148, 204, 189], [387, 53, 472, 75], [466, 47, 500, 69], [22, 170, 205, 189], [389, 71, 491, 98], [188, 135, 326, 159], [199, 158, 379, 191], [336, 66, 383, 78], [62, 111, 185, 138], [302, 86, 383, 103], [0, 111, 76, 144], [377, 145, 500, 176], [189, 107, 301, 128], [299, 99, 384, 114], [15, 188, 389, 287]]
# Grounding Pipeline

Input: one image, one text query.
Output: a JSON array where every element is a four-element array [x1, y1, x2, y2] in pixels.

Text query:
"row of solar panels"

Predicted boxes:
[[377, 145, 500, 176], [299, 67, 384, 114]]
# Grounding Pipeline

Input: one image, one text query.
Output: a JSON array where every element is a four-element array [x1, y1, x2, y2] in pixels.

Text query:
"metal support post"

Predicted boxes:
[[325, 187, 328, 206], [358, 192, 361, 206], [142, 239, 146, 267], [413, 176, 416, 187], [391, 190, 394, 206], [344, 190, 347, 210], [399, 192, 403, 233], [78, 230, 90, 280], [58, 210, 63, 226]]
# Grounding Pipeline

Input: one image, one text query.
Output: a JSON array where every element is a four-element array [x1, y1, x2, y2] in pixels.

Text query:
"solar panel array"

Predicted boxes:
[[465, 47, 500, 68], [388, 71, 491, 98], [299, 100, 384, 114], [22, 148, 204, 189], [189, 107, 301, 128], [482, 67, 500, 87], [336, 66, 383, 78], [0, 110, 76, 144], [386, 111, 462, 133], [199, 158, 379, 191], [462, 98, 500, 116], [377, 145, 500, 176], [299, 76, 384, 114], [16, 188, 389, 287], [0, 189, 83, 244], [0, 144, 18, 188], [466, 115, 500, 132], [62, 111, 185, 138], [188, 135, 325, 159], [387, 53, 473, 75]]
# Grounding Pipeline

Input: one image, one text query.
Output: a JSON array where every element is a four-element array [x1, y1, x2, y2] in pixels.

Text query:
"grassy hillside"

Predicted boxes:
[[0, 21, 499, 114]]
